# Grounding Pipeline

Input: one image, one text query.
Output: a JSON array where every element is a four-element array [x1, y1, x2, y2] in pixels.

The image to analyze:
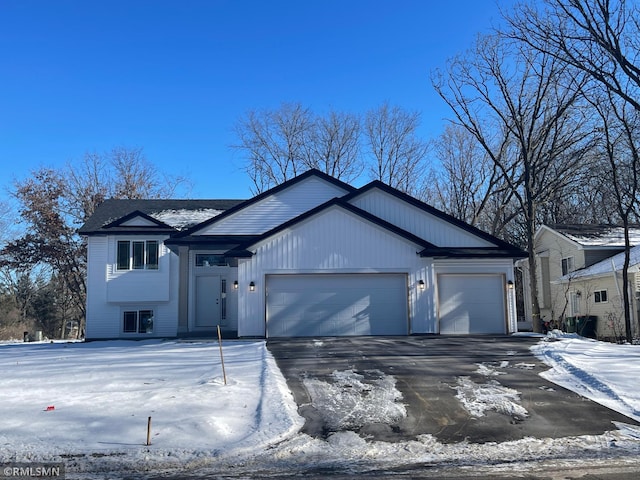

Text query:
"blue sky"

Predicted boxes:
[[0, 0, 505, 201]]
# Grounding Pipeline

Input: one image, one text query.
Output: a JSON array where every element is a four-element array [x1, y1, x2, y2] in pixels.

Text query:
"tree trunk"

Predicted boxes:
[[622, 220, 633, 343]]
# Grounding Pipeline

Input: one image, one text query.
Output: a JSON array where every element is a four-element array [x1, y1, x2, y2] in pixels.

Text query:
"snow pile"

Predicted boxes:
[[532, 332, 640, 422], [303, 369, 406, 431], [455, 377, 528, 419]]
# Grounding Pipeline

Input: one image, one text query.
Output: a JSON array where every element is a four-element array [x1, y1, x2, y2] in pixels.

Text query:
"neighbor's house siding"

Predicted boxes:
[[534, 228, 586, 322], [349, 188, 493, 247], [563, 274, 627, 338], [85, 235, 179, 339], [196, 176, 350, 235], [236, 206, 434, 337]]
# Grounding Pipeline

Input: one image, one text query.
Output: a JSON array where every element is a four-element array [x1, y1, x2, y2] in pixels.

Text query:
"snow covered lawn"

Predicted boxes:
[[0, 340, 302, 474], [1, 333, 640, 478]]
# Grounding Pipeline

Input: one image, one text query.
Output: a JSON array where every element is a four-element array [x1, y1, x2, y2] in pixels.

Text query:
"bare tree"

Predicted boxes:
[[303, 109, 363, 183], [433, 34, 592, 332], [233, 103, 312, 194], [506, 0, 640, 111], [65, 147, 190, 225], [0, 147, 188, 338], [363, 102, 430, 195], [428, 124, 513, 234], [589, 88, 640, 342]]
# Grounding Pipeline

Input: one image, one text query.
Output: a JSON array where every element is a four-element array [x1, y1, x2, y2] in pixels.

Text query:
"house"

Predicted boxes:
[[79, 169, 527, 340], [519, 224, 640, 339]]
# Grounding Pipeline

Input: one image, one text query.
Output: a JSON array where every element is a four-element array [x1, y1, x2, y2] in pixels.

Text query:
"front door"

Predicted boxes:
[[195, 275, 221, 328]]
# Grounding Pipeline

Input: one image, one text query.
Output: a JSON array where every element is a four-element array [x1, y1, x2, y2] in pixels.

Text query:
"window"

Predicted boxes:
[[117, 240, 159, 270], [195, 254, 227, 267], [561, 256, 574, 276], [123, 310, 154, 333], [594, 290, 608, 303]]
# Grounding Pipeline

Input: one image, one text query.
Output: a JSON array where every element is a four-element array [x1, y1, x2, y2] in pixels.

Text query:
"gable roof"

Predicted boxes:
[[227, 195, 526, 259], [79, 199, 244, 235], [540, 224, 640, 249], [228, 197, 438, 257], [345, 180, 524, 252], [172, 169, 356, 238]]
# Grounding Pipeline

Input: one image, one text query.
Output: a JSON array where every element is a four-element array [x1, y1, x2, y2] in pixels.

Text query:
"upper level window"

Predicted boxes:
[[594, 290, 608, 303], [117, 240, 159, 270], [195, 254, 227, 267], [561, 256, 574, 276]]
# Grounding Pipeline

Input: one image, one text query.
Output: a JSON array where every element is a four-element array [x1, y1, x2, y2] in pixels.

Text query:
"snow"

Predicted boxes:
[[150, 209, 222, 230], [532, 331, 640, 422], [303, 369, 406, 431], [559, 244, 640, 281], [1, 335, 640, 478], [455, 377, 528, 419], [564, 226, 640, 247]]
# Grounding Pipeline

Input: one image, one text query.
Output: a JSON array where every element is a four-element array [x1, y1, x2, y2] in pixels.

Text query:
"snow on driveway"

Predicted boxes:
[[1, 334, 640, 478]]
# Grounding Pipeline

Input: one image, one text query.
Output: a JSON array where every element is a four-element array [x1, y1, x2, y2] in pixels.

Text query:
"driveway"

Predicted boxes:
[[267, 335, 639, 444]]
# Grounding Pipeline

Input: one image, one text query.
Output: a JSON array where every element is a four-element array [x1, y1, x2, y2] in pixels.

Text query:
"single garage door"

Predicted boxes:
[[437, 274, 506, 334], [266, 274, 408, 337]]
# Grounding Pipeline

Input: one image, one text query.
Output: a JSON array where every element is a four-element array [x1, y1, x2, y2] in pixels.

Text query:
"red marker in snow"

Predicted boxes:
[[45, 406, 55, 411]]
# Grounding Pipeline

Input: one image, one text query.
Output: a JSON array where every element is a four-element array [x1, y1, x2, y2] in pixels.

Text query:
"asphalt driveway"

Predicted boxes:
[[267, 335, 639, 444]]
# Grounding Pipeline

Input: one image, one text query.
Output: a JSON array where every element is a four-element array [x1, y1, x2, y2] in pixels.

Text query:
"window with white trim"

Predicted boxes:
[[594, 290, 608, 303], [123, 309, 154, 333], [117, 240, 159, 270]]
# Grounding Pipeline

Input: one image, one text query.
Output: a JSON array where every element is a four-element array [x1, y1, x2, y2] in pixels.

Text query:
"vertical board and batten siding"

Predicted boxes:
[[85, 235, 179, 339], [194, 176, 350, 236], [349, 188, 494, 248], [237, 206, 435, 337]]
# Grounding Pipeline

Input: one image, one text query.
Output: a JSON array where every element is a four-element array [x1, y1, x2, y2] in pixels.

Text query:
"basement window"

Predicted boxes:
[[123, 310, 154, 333]]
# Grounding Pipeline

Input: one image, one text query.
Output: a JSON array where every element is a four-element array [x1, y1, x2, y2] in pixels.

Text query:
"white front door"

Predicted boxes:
[[195, 275, 221, 327]]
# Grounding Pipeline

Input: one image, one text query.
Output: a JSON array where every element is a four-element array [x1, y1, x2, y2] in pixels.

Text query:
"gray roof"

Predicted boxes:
[[79, 199, 245, 235]]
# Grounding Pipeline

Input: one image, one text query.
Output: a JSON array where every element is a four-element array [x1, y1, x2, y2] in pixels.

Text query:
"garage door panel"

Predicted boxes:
[[438, 274, 506, 334], [266, 274, 408, 337]]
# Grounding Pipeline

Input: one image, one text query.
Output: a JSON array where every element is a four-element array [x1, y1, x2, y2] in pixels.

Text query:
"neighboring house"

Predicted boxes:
[[79, 169, 526, 340], [519, 224, 640, 339]]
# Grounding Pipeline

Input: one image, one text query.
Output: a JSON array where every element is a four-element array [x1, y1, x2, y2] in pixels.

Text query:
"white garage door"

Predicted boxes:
[[266, 274, 408, 337], [437, 274, 506, 334]]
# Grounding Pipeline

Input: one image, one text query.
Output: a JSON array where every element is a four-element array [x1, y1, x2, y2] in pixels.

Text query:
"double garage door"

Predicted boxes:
[[437, 274, 507, 334], [265, 273, 508, 337], [266, 274, 408, 337]]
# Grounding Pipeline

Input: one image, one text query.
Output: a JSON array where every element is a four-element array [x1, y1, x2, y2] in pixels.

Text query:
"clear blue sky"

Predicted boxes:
[[0, 0, 506, 201]]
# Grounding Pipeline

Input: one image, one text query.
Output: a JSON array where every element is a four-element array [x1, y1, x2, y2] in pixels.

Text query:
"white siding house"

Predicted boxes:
[[80, 170, 526, 340]]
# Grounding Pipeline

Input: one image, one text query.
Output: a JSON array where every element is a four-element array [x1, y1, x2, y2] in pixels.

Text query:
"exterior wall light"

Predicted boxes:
[[418, 279, 425, 290], [507, 280, 514, 290], [249, 281, 256, 292], [233, 280, 238, 290]]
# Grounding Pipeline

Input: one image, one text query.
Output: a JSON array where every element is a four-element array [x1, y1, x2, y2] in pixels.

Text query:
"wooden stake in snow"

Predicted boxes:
[[146, 416, 152, 446], [217, 325, 227, 385]]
